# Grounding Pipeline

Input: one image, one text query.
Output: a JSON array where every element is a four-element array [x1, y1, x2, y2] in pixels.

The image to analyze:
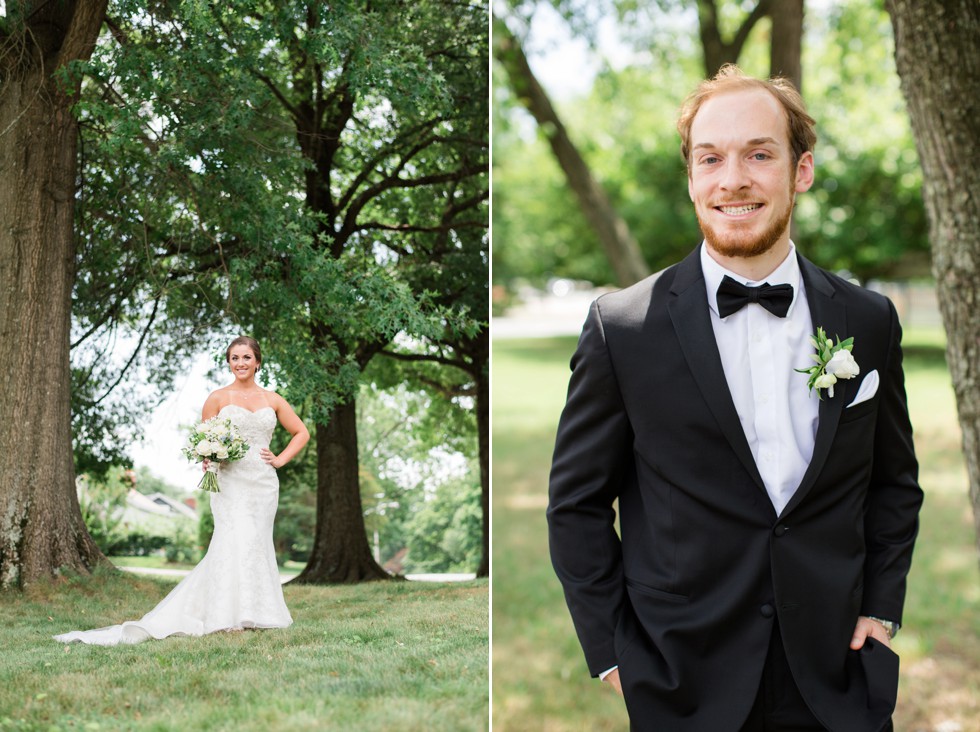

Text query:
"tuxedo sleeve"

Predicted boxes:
[[861, 299, 923, 625], [547, 299, 632, 677]]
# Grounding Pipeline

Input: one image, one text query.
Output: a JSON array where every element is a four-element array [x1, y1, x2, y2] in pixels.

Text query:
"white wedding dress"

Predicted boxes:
[[54, 405, 292, 645]]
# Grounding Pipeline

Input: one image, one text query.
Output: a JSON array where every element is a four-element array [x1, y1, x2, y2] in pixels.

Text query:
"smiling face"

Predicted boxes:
[[687, 87, 813, 264], [227, 345, 260, 383]]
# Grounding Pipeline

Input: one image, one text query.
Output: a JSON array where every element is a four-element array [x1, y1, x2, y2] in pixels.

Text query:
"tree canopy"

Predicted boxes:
[[72, 0, 489, 582]]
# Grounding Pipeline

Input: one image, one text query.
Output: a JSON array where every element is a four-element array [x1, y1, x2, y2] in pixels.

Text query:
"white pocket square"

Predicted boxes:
[[846, 369, 879, 408]]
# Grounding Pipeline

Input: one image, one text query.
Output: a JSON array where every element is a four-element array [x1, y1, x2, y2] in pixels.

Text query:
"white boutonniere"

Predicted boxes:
[[796, 327, 859, 399]]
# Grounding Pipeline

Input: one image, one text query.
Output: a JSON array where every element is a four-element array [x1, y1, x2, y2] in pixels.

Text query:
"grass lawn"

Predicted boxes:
[[491, 329, 980, 731], [108, 555, 304, 578], [0, 571, 488, 731]]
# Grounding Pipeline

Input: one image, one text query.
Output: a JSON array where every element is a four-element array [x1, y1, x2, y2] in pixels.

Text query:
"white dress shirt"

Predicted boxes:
[[700, 242, 819, 516]]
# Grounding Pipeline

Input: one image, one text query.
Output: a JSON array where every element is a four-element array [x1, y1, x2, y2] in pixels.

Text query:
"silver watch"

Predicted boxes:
[[867, 616, 899, 639]]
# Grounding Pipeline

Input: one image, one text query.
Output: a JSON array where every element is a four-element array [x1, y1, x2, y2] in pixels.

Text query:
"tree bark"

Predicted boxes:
[[493, 15, 649, 287], [769, 0, 804, 245], [769, 0, 804, 92], [291, 398, 390, 583], [0, 0, 109, 589], [473, 332, 489, 578], [885, 0, 980, 567]]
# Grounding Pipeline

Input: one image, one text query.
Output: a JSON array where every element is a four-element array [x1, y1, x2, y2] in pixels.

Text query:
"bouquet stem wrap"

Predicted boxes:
[[198, 463, 221, 493]]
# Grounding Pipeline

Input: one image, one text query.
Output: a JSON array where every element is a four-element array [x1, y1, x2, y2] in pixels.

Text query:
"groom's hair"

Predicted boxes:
[[225, 336, 262, 365], [677, 64, 817, 173]]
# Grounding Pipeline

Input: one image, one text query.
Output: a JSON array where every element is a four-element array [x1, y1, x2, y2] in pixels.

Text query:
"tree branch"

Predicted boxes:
[[334, 118, 445, 213], [380, 348, 465, 370], [354, 219, 485, 235], [731, 0, 772, 61], [339, 163, 486, 244], [84, 293, 162, 407], [252, 69, 301, 120]]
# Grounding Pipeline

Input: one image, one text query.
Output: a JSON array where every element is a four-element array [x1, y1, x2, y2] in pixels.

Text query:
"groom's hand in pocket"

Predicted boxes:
[[850, 616, 892, 651], [603, 668, 624, 696]]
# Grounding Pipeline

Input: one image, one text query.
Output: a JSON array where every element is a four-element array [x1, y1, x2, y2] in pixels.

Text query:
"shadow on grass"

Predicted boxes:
[[902, 343, 947, 368]]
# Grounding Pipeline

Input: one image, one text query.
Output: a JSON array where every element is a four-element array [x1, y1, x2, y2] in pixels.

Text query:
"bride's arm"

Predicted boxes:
[[261, 395, 310, 469], [202, 392, 223, 420], [199, 393, 224, 472]]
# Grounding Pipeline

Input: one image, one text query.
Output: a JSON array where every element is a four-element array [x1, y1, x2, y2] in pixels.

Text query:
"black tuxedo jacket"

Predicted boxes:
[[548, 248, 922, 732]]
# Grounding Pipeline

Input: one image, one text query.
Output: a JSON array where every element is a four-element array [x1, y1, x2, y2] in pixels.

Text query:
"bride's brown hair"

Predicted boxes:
[[225, 336, 262, 370]]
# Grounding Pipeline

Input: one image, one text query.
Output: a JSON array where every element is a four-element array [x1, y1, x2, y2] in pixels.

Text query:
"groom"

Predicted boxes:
[[547, 65, 923, 732]]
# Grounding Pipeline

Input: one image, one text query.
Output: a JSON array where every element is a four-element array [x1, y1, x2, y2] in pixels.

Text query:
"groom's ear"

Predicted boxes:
[[795, 151, 815, 193]]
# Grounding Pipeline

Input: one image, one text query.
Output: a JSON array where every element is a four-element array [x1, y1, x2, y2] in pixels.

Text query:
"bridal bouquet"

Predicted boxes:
[[182, 417, 250, 492]]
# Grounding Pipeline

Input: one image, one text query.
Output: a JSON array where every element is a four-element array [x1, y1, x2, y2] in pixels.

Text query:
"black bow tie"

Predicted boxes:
[[716, 275, 794, 318]]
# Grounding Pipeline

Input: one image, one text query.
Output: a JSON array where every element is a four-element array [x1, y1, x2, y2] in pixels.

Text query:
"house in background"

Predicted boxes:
[[125, 489, 197, 521]]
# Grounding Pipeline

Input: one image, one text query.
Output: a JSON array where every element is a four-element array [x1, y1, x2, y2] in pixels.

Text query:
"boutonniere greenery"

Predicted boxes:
[[796, 327, 859, 399]]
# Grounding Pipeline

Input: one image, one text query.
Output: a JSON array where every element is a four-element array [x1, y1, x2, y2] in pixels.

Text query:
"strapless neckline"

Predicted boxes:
[[218, 404, 275, 417]]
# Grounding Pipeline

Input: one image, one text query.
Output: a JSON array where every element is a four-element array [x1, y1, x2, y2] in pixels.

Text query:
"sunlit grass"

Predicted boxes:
[[491, 330, 979, 732], [0, 570, 488, 731], [108, 554, 304, 577]]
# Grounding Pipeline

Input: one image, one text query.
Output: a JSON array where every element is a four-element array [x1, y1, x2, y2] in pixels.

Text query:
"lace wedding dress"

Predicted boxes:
[[54, 405, 292, 646]]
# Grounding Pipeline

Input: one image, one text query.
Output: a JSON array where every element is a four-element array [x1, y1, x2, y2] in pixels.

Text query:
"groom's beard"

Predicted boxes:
[[697, 185, 796, 259]]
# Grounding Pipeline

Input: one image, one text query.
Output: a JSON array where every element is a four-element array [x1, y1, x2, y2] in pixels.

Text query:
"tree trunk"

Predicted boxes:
[[885, 0, 980, 567], [474, 337, 489, 579], [769, 0, 804, 92], [493, 15, 649, 287], [769, 0, 804, 244], [0, 0, 108, 589], [291, 398, 389, 583]]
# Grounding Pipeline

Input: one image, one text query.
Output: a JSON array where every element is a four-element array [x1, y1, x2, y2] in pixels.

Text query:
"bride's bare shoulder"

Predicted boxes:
[[265, 390, 286, 408], [202, 388, 231, 416], [206, 386, 234, 400]]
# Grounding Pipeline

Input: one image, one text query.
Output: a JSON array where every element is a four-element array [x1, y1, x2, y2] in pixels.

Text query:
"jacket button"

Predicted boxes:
[[760, 604, 775, 618], [773, 525, 789, 537]]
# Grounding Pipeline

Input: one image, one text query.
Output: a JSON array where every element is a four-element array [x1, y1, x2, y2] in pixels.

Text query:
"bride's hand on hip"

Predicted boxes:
[[260, 448, 281, 469]]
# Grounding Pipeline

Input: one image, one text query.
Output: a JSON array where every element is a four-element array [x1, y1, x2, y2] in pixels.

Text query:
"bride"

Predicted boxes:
[[55, 336, 310, 645]]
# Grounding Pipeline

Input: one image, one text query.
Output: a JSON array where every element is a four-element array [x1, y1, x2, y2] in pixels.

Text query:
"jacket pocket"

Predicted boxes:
[[625, 578, 689, 603], [839, 396, 878, 424], [856, 638, 900, 717]]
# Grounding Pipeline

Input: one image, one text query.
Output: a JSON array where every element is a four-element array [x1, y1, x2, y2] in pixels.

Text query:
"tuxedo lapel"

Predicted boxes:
[[782, 256, 848, 516], [666, 250, 767, 493]]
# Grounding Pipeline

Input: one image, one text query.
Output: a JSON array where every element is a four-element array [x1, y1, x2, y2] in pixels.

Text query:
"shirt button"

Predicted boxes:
[[760, 604, 775, 618]]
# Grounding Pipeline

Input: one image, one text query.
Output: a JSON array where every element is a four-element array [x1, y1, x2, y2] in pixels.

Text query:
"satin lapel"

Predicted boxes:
[[782, 256, 847, 517], [667, 251, 766, 492]]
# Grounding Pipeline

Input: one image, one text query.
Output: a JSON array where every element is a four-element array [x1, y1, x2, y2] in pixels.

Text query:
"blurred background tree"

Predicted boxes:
[[492, 0, 928, 294]]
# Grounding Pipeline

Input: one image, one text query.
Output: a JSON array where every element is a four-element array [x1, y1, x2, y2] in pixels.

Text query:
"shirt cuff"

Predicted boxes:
[[598, 666, 619, 680]]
